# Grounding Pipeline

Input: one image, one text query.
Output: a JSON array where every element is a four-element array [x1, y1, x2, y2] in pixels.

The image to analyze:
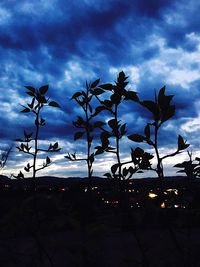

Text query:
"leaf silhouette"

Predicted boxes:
[[21, 108, 30, 113], [111, 163, 119, 174], [124, 91, 139, 102], [46, 156, 51, 165], [142, 100, 158, 116], [48, 101, 60, 108], [91, 78, 100, 88], [24, 86, 35, 93], [71, 92, 82, 99], [161, 105, 175, 123], [144, 124, 150, 139], [99, 83, 113, 90], [128, 134, 144, 142], [178, 135, 190, 150], [74, 131, 85, 141], [91, 88, 104, 95], [39, 85, 48, 95], [103, 173, 112, 178]]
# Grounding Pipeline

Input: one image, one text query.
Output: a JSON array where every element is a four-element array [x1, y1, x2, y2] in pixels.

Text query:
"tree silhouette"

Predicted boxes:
[[0, 145, 12, 173], [92, 72, 153, 187], [16, 85, 61, 190], [174, 151, 200, 187], [65, 79, 106, 191], [128, 86, 190, 205]]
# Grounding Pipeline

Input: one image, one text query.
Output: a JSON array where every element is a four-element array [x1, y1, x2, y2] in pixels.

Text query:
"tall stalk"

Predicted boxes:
[[32, 104, 40, 189], [15, 85, 60, 267], [85, 84, 93, 186], [65, 79, 105, 190], [94, 72, 152, 186], [128, 86, 190, 203], [16, 85, 61, 190]]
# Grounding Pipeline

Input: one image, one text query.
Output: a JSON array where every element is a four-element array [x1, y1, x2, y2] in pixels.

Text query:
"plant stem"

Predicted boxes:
[[85, 88, 92, 188], [154, 123, 164, 199], [33, 105, 41, 190], [114, 104, 122, 181]]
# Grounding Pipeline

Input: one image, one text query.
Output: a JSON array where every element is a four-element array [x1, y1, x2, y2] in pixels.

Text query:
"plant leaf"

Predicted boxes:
[[111, 163, 119, 174], [99, 83, 113, 90], [108, 119, 118, 130], [48, 101, 60, 108], [103, 173, 112, 178], [144, 124, 150, 139], [91, 88, 104, 95], [100, 132, 110, 148], [178, 135, 190, 150], [173, 163, 184, 168], [21, 108, 30, 113], [124, 91, 139, 102], [93, 106, 106, 116], [161, 105, 175, 123], [39, 85, 48, 95], [24, 86, 35, 93], [46, 156, 51, 165], [74, 131, 85, 141], [53, 142, 58, 149], [120, 123, 126, 136], [91, 78, 100, 88], [89, 153, 94, 164], [26, 91, 35, 97], [128, 134, 144, 142], [71, 92, 82, 99], [141, 100, 159, 117]]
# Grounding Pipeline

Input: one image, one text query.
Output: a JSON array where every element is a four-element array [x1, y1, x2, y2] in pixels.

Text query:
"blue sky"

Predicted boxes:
[[1, 0, 200, 178]]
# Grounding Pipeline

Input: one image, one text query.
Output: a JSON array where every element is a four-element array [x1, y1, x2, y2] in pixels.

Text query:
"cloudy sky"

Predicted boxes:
[[0, 0, 200, 178]]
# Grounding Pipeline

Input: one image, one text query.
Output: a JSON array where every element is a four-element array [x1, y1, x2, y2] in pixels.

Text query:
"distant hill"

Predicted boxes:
[[0, 175, 12, 183], [1, 174, 199, 190]]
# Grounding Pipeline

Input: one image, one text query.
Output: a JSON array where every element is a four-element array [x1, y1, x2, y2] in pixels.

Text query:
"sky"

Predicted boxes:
[[0, 0, 200, 178]]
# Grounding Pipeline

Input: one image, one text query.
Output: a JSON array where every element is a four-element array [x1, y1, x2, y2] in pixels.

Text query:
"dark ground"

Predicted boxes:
[[0, 190, 200, 267]]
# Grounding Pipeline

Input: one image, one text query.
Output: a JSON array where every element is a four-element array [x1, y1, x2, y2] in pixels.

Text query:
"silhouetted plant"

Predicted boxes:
[[65, 79, 105, 190], [0, 145, 12, 172], [128, 86, 190, 202], [91, 71, 152, 184], [16, 85, 61, 190], [174, 151, 200, 186]]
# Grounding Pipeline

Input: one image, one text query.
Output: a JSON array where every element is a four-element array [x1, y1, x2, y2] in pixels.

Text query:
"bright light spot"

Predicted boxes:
[[161, 202, 166, 209], [149, 192, 158, 199], [166, 189, 179, 195]]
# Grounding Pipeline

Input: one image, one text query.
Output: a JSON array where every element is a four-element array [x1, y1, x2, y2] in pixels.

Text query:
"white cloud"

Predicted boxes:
[[139, 34, 200, 89], [57, 60, 96, 91], [19, 0, 58, 16], [0, 6, 11, 24], [109, 33, 200, 90], [181, 114, 200, 133], [164, 0, 200, 29], [180, 100, 200, 134]]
